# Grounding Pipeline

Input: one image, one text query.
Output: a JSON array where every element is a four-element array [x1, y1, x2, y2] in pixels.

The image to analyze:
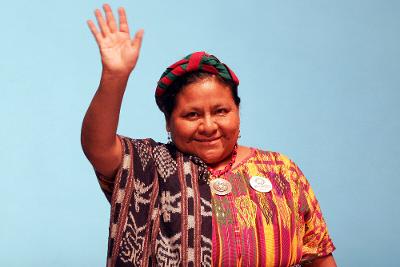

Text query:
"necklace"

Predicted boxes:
[[207, 143, 238, 195], [207, 143, 238, 177]]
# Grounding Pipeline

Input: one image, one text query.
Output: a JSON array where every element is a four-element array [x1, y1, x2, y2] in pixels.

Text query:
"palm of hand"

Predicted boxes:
[[88, 4, 143, 76], [99, 31, 138, 74]]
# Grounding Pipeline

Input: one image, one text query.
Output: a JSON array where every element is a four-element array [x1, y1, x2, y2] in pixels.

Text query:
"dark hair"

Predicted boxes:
[[158, 71, 240, 119]]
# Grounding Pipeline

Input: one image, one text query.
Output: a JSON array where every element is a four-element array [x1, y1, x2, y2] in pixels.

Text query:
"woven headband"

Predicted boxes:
[[155, 51, 239, 106]]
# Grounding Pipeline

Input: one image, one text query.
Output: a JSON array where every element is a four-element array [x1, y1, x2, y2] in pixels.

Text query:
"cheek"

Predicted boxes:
[[172, 121, 197, 139], [221, 115, 240, 131]]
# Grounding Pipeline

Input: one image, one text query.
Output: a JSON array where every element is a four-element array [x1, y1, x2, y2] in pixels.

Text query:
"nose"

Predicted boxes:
[[199, 115, 218, 136]]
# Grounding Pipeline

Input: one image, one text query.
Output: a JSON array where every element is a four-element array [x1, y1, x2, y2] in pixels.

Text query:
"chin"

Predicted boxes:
[[197, 151, 223, 165]]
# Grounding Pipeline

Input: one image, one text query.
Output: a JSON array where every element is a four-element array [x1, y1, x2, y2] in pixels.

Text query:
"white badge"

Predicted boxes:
[[249, 176, 272, 193], [210, 178, 232, 196]]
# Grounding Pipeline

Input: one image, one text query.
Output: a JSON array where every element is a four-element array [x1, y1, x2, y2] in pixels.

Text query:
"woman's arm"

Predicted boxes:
[[81, 4, 143, 177], [304, 254, 337, 267]]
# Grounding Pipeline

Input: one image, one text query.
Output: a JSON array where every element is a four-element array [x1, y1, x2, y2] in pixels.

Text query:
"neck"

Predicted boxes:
[[207, 144, 238, 177], [207, 156, 232, 170]]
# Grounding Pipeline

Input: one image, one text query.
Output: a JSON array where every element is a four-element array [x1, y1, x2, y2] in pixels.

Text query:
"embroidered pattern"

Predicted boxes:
[[133, 139, 152, 171], [155, 231, 181, 265], [153, 144, 177, 182], [257, 193, 273, 225], [235, 195, 257, 228], [212, 197, 234, 225], [96, 136, 212, 267], [160, 190, 182, 222], [276, 195, 292, 229], [211, 149, 335, 267], [132, 178, 153, 213], [119, 212, 147, 263], [95, 137, 334, 267]]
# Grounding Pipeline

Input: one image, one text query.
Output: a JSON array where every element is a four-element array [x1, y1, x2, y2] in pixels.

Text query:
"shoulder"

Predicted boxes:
[[118, 134, 179, 158], [249, 147, 304, 178], [117, 135, 176, 166], [250, 146, 294, 166], [118, 135, 161, 147], [117, 135, 169, 154]]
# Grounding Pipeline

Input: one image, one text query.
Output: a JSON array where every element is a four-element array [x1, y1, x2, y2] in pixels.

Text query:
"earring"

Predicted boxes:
[[167, 131, 172, 143], [238, 130, 242, 139]]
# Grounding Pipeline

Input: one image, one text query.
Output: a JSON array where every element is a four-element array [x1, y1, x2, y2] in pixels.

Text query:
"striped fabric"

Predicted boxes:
[[95, 136, 334, 266], [211, 148, 335, 266], [96, 136, 213, 267]]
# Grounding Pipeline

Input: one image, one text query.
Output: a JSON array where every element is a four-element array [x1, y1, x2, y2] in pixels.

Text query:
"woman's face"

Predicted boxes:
[[167, 77, 240, 167]]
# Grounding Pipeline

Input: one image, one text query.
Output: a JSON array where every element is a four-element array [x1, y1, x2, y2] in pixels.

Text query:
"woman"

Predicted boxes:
[[82, 4, 336, 267]]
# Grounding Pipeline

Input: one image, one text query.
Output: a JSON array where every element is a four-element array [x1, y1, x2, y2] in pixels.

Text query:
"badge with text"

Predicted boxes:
[[249, 176, 272, 193]]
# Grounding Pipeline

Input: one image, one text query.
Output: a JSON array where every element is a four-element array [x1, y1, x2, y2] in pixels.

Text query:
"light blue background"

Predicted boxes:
[[1, 0, 399, 266]]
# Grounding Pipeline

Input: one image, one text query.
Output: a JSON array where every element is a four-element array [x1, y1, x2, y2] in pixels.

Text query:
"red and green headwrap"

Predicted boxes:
[[155, 51, 239, 109]]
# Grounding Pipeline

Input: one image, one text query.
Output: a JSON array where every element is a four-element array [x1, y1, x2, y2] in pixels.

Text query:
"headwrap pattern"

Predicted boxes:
[[155, 51, 239, 108]]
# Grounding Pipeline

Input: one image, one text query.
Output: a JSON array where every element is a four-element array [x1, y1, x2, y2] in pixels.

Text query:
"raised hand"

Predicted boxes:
[[87, 4, 143, 76]]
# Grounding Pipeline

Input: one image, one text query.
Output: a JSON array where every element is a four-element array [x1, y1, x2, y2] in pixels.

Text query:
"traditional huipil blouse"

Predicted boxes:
[[96, 136, 335, 267]]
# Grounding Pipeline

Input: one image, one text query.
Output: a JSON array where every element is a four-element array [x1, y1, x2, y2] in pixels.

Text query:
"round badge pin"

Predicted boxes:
[[210, 178, 232, 196], [249, 176, 272, 193]]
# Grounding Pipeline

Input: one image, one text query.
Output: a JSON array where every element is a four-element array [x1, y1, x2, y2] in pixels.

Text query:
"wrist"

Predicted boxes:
[[98, 70, 130, 94], [101, 68, 131, 81]]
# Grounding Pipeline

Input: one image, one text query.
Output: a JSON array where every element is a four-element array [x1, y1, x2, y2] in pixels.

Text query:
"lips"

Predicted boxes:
[[195, 137, 221, 143]]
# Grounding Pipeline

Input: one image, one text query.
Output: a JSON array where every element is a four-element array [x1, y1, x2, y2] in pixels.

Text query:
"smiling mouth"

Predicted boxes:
[[196, 137, 221, 143]]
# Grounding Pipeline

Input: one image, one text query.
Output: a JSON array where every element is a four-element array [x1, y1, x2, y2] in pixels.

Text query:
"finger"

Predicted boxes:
[[103, 4, 117, 33], [87, 20, 103, 44], [118, 7, 130, 34], [94, 8, 110, 37], [131, 29, 144, 51]]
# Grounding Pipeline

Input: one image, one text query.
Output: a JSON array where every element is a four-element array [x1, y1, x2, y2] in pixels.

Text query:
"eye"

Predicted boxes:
[[215, 108, 228, 115], [184, 112, 199, 119]]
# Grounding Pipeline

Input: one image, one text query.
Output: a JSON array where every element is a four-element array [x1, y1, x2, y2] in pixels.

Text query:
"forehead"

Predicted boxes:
[[174, 78, 235, 108]]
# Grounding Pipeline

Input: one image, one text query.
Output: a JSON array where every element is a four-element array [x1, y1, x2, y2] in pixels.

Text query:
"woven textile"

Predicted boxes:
[[95, 136, 334, 266], [96, 136, 212, 267], [211, 149, 335, 266]]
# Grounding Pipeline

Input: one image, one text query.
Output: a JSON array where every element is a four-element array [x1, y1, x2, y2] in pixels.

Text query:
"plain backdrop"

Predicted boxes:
[[1, 0, 399, 266]]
